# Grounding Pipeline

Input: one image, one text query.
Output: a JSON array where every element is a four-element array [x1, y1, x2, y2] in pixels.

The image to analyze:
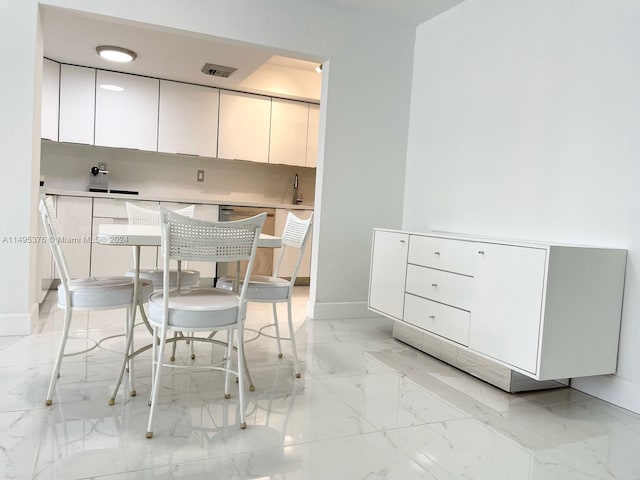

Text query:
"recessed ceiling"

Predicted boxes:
[[41, 1, 465, 102], [41, 7, 323, 102]]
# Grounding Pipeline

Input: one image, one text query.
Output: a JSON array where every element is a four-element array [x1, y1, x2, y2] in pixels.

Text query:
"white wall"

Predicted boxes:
[[405, 0, 640, 413], [1, 0, 414, 334], [0, 0, 42, 335]]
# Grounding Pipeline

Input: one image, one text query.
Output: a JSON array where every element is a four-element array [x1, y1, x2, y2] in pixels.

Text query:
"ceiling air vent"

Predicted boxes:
[[201, 63, 237, 78]]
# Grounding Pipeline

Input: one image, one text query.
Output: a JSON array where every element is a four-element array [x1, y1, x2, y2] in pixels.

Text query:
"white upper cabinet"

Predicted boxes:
[[218, 91, 271, 163], [41, 59, 60, 141], [59, 64, 95, 144], [269, 99, 308, 166], [95, 71, 159, 151], [306, 104, 320, 168], [158, 80, 219, 157]]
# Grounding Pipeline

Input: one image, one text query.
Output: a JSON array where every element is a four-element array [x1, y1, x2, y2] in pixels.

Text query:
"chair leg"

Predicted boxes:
[[46, 307, 72, 406], [149, 325, 157, 406], [170, 332, 178, 362], [237, 323, 247, 429], [272, 303, 283, 359], [287, 299, 301, 378], [127, 305, 137, 397], [147, 324, 168, 439], [224, 329, 233, 399], [110, 305, 136, 405]]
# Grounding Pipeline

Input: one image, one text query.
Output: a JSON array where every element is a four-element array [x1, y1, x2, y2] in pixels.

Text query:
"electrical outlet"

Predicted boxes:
[[197, 170, 204, 182]]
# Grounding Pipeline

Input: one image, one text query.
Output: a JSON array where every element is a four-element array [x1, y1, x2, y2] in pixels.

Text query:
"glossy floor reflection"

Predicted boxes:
[[2, 287, 640, 479]]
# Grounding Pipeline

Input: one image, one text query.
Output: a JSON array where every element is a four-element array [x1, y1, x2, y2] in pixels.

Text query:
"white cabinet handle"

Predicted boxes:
[[431, 283, 438, 287], [478, 250, 485, 255], [434, 251, 440, 255], [400, 239, 405, 244], [428, 315, 435, 319]]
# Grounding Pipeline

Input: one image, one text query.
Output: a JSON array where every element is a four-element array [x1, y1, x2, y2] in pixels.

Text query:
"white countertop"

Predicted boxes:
[[43, 188, 314, 211]]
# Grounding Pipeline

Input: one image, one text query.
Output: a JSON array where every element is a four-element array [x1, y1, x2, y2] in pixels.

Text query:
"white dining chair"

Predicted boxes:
[[145, 208, 266, 437], [124, 202, 201, 289], [217, 211, 313, 378], [125, 202, 201, 360], [38, 196, 153, 406]]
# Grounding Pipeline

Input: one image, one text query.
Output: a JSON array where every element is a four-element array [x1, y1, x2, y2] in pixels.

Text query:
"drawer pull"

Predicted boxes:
[[431, 283, 438, 288], [434, 251, 440, 256], [428, 315, 435, 319], [478, 250, 485, 255], [400, 239, 406, 244]]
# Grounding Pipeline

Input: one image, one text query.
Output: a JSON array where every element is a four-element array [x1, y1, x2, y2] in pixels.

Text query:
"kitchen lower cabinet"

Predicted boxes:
[[273, 208, 313, 283], [90, 198, 157, 277], [183, 203, 219, 285], [37, 195, 55, 302], [369, 228, 627, 390], [368, 230, 409, 320], [54, 196, 93, 279]]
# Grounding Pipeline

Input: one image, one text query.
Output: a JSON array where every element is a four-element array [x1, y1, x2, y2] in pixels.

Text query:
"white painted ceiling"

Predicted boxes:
[[42, 1, 464, 102]]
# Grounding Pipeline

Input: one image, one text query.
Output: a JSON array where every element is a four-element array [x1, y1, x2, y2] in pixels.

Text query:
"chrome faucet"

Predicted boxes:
[[293, 173, 303, 204]]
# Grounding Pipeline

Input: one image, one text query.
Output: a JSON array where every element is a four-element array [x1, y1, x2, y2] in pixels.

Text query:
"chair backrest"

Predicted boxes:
[[274, 212, 313, 280], [39, 196, 72, 297], [160, 207, 266, 291], [126, 202, 195, 225]]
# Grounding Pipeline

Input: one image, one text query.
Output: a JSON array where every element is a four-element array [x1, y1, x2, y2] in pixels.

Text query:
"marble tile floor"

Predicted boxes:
[[2, 286, 640, 479]]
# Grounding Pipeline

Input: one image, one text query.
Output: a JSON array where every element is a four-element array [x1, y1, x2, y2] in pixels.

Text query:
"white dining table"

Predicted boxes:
[[97, 223, 282, 395]]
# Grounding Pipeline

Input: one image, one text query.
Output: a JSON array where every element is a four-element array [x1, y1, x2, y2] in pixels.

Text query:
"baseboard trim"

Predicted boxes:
[[571, 374, 640, 415], [0, 304, 36, 336], [309, 301, 378, 320]]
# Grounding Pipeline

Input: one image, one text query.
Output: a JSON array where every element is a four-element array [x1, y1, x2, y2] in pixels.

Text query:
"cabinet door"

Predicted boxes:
[[59, 65, 95, 144], [55, 196, 93, 279], [37, 196, 55, 302], [269, 99, 308, 166], [95, 71, 159, 151], [273, 209, 313, 280], [218, 91, 270, 163], [469, 243, 547, 374], [91, 198, 157, 277], [368, 230, 409, 320], [187, 204, 219, 285], [158, 80, 219, 157], [306, 103, 320, 168], [41, 59, 60, 141]]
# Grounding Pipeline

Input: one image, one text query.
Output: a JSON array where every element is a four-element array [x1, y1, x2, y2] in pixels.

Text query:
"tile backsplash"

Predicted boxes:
[[40, 140, 316, 205]]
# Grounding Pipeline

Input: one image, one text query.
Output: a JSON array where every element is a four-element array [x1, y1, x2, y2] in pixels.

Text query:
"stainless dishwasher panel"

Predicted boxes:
[[217, 205, 275, 279]]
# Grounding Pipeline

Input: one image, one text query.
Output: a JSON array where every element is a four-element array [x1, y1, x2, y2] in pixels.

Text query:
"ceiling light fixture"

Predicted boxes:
[[315, 64, 323, 73], [96, 45, 137, 63]]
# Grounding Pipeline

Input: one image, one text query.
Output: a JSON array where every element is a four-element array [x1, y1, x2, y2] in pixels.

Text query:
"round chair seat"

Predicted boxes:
[[217, 275, 290, 301], [59, 277, 153, 309], [148, 287, 241, 329], [125, 268, 200, 289]]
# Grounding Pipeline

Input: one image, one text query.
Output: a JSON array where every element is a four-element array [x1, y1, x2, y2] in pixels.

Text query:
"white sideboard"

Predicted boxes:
[[369, 228, 627, 391]]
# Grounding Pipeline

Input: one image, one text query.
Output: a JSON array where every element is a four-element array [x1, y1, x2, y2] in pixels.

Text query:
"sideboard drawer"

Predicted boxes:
[[406, 264, 473, 311], [404, 293, 470, 346], [408, 235, 477, 275]]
